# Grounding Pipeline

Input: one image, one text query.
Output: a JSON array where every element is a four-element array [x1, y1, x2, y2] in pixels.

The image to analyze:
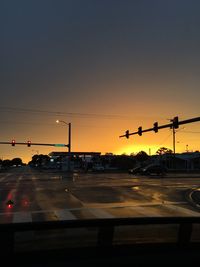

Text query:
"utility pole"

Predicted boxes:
[[171, 122, 176, 155], [170, 118, 177, 169], [186, 144, 189, 153], [149, 148, 151, 156], [68, 123, 71, 171]]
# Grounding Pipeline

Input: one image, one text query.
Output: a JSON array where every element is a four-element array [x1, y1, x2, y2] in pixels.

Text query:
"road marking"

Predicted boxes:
[[0, 173, 12, 182], [13, 212, 32, 223], [163, 204, 200, 216], [88, 208, 115, 218], [84, 201, 188, 209], [129, 206, 163, 217], [54, 209, 77, 220], [0, 203, 198, 223], [18, 176, 23, 181]]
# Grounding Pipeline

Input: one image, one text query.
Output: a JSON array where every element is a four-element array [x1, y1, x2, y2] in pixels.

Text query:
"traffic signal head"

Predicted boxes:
[[138, 126, 142, 136], [27, 140, 31, 147], [173, 116, 179, 129], [125, 130, 129, 139], [153, 122, 158, 133], [11, 140, 15, 146]]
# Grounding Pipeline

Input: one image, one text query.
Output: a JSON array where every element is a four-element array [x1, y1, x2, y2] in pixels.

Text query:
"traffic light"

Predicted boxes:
[[153, 122, 158, 133], [11, 140, 15, 146], [27, 140, 31, 147], [138, 126, 142, 136], [125, 130, 129, 139], [173, 116, 179, 129]]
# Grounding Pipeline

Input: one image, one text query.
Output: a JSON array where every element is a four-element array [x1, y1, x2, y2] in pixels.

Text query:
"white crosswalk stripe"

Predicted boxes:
[[3, 204, 200, 224], [13, 212, 32, 223], [88, 208, 115, 218], [54, 209, 77, 220], [129, 206, 163, 217], [163, 204, 200, 216]]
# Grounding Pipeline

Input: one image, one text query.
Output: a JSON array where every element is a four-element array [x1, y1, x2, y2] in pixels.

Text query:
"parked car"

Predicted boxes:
[[141, 164, 167, 176]]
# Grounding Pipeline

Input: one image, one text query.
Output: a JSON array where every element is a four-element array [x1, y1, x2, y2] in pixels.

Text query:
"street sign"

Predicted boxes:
[[54, 144, 66, 147]]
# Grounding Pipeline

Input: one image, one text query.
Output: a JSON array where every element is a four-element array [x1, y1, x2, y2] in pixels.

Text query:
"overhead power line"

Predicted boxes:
[[158, 132, 173, 146], [0, 106, 129, 119], [0, 106, 165, 121], [181, 131, 200, 134]]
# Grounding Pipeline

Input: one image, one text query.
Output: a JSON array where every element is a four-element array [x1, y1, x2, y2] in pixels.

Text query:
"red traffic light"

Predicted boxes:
[[11, 140, 16, 146], [27, 140, 31, 147]]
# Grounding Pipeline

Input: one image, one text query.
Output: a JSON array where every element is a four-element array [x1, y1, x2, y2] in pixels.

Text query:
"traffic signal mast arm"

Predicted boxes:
[[119, 122, 172, 138], [177, 117, 200, 126], [0, 142, 68, 147], [119, 124, 168, 138], [119, 116, 200, 138]]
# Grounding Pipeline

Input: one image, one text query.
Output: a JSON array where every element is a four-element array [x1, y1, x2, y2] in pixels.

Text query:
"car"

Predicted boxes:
[[128, 166, 143, 174], [92, 164, 105, 172], [141, 164, 167, 176]]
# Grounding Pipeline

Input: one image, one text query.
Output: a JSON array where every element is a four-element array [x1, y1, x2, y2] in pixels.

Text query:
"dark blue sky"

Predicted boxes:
[[1, 0, 200, 160], [2, 0, 200, 107]]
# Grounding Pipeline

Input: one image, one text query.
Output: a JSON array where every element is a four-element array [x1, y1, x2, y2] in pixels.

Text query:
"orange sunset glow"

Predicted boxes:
[[0, 109, 199, 163]]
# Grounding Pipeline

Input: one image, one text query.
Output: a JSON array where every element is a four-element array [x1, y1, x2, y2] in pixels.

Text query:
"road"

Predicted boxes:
[[0, 166, 200, 224], [1, 166, 200, 253]]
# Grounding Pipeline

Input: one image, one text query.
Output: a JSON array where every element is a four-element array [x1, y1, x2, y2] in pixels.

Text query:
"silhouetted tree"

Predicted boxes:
[[11, 157, 23, 166], [135, 151, 149, 163], [2, 159, 11, 168], [30, 154, 50, 168], [156, 147, 172, 155], [29, 154, 39, 166]]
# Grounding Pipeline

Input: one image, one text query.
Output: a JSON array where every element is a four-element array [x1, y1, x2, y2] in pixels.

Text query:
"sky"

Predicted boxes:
[[1, 0, 200, 163]]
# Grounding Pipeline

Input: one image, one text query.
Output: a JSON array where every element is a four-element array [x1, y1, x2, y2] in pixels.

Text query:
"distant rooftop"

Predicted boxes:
[[49, 151, 101, 157]]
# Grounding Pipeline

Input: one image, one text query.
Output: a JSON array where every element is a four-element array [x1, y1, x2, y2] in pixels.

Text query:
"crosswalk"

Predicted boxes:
[[1, 203, 200, 224], [13, 211, 32, 223], [54, 209, 77, 220]]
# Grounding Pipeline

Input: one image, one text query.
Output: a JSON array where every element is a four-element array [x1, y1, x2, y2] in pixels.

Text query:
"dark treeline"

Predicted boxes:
[[0, 157, 24, 168]]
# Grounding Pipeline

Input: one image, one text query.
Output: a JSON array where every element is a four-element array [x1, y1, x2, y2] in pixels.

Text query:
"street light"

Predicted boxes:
[[56, 120, 71, 171]]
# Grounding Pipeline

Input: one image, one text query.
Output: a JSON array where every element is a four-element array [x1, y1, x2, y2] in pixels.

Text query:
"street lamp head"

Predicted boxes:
[[56, 119, 70, 125]]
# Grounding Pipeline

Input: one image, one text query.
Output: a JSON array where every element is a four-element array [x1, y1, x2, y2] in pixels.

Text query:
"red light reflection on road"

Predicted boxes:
[[5, 191, 15, 211], [6, 199, 14, 210], [22, 199, 29, 207]]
